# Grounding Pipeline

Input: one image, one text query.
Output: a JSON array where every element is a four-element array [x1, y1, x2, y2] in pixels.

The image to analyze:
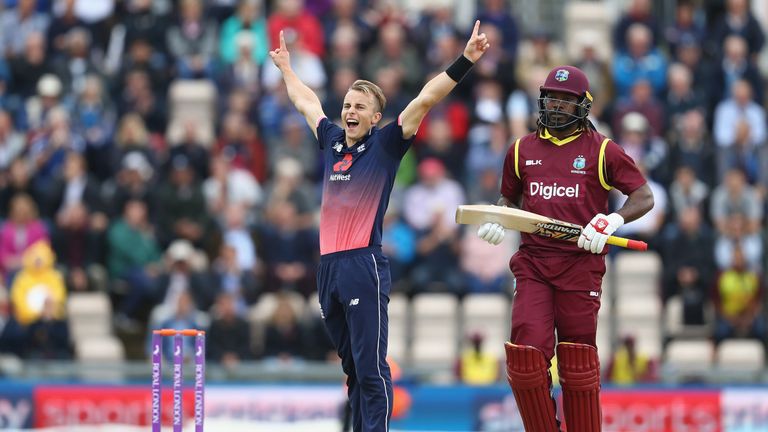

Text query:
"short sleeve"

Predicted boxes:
[[500, 143, 522, 200], [316, 117, 343, 150], [379, 116, 415, 160], [604, 140, 647, 195]]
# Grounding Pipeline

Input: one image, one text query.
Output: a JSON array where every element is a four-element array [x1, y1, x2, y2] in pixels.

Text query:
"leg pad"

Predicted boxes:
[[505, 342, 560, 432], [557, 342, 601, 432]]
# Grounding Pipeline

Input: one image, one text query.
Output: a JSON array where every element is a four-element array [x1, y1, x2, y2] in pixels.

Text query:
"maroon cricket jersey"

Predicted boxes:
[[501, 127, 646, 256]]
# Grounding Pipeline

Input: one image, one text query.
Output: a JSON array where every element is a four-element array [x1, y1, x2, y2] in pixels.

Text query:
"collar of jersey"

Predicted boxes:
[[340, 127, 376, 153], [539, 127, 583, 146]]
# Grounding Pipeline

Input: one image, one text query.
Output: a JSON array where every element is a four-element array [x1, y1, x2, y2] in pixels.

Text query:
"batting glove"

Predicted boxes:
[[477, 222, 505, 245], [578, 213, 624, 254]]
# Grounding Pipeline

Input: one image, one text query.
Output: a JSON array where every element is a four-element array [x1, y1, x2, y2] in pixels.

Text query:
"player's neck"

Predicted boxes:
[[345, 127, 374, 147], [546, 125, 580, 139]]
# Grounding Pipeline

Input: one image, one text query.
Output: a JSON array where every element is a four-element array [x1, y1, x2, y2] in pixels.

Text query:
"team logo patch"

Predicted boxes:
[[573, 155, 586, 170], [555, 69, 570, 82], [333, 153, 353, 172]]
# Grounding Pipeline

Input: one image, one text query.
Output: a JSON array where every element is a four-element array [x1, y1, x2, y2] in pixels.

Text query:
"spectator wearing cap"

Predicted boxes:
[[156, 239, 212, 312], [105, 150, 155, 218], [615, 111, 668, 183], [166, 0, 219, 80], [24, 73, 65, 133], [219, 0, 269, 66], [156, 154, 214, 249], [0, 0, 50, 58]]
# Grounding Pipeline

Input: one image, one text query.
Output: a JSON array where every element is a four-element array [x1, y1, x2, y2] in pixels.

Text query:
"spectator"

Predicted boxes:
[[514, 31, 565, 95], [8, 32, 53, 100], [156, 239, 212, 312], [104, 150, 155, 218], [605, 335, 657, 385], [468, 23, 515, 95], [267, 0, 324, 57], [664, 63, 706, 128], [0, 194, 49, 279], [213, 112, 267, 183], [660, 206, 715, 323], [0, 159, 44, 219], [218, 32, 263, 98], [457, 333, 500, 385], [612, 0, 660, 52], [466, 121, 506, 187], [614, 112, 667, 183], [209, 243, 260, 312], [612, 23, 667, 99], [475, 0, 518, 57], [52, 27, 101, 97], [381, 204, 415, 292], [219, 0, 269, 66], [612, 80, 666, 140], [72, 75, 116, 180], [107, 199, 162, 329], [221, 204, 258, 272], [206, 292, 252, 367], [417, 115, 464, 181], [712, 244, 766, 351], [267, 113, 318, 178], [363, 22, 421, 94], [712, 35, 764, 106], [710, 168, 762, 235], [323, 24, 362, 83], [667, 110, 716, 188], [262, 293, 306, 360], [714, 212, 762, 272], [10, 240, 65, 326], [258, 200, 318, 298], [0, 0, 50, 58], [163, 120, 211, 181], [667, 165, 709, 221], [24, 73, 66, 133], [155, 154, 213, 248], [203, 154, 262, 226], [262, 157, 317, 225], [46, 0, 86, 60], [166, 0, 218, 79], [25, 296, 72, 359], [0, 110, 26, 172], [613, 163, 668, 248], [460, 221, 513, 294], [707, 0, 765, 60], [153, 290, 209, 361], [573, 30, 614, 110], [321, 0, 374, 54], [664, 0, 705, 55]]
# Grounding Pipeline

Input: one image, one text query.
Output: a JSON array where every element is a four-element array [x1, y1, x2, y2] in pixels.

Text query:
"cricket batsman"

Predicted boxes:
[[477, 65, 654, 431]]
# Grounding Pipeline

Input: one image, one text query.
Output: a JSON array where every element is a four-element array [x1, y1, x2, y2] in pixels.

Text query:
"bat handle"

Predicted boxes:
[[606, 235, 648, 251]]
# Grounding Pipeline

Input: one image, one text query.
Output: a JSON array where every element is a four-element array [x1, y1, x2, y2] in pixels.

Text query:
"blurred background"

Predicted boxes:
[[0, 0, 766, 430]]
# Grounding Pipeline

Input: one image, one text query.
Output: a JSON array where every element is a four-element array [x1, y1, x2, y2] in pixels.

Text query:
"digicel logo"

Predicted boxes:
[[529, 181, 580, 199]]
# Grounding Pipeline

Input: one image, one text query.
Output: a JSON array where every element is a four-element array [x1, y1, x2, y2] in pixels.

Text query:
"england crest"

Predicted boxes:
[[555, 69, 570, 82], [573, 155, 586, 170]]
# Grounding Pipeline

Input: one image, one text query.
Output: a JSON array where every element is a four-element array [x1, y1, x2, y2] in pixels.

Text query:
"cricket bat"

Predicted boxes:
[[455, 204, 647, 251]]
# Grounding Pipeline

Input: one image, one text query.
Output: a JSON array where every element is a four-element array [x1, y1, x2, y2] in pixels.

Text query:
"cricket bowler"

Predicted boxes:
[[270, 21, 490, 431]]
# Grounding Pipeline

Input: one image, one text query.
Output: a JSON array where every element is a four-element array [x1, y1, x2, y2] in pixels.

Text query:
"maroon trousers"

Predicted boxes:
[[509, 249, 605, 361]]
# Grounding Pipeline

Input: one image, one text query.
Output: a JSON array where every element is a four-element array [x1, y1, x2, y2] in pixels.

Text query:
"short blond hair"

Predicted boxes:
[[349, 80, 386, 113]]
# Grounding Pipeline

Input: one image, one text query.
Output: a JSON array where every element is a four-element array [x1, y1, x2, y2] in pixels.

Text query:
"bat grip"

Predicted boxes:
[[606, 235, 648, 251]]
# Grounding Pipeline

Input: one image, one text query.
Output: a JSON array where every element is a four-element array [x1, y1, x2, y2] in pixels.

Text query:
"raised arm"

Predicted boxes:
[[269, 30, 326, 138], [400, 20, 490, 138]]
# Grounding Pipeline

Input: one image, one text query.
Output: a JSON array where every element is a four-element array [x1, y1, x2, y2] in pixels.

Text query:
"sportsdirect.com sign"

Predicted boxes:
[[0, 383, 765, 430]]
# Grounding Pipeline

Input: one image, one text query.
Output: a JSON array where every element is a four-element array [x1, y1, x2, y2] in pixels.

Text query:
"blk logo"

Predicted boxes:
[[333, 153, 353, 172]]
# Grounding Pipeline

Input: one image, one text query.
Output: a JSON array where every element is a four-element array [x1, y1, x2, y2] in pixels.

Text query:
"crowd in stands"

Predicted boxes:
[[0, 0, 765, 380]]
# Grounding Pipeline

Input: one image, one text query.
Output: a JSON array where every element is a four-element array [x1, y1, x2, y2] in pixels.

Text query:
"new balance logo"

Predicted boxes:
[[349, 298, 360, 306], [525, 159, 542, 166]]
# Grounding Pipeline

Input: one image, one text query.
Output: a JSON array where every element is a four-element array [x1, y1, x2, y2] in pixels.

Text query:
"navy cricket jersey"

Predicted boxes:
[[315, 116, 413, 255]]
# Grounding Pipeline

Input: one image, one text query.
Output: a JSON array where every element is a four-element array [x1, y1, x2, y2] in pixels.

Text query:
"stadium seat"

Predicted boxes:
[[75, 336, 125, 362], [663, 295, 712, 341], [387, 293, 410, 363], [411, 293, 459, 366], [614, 251, 661, 298], [461, 293, 510, 358], [664, 339, 713, 381], [67, 292, 113, 340], [716, 339, 766, 372]]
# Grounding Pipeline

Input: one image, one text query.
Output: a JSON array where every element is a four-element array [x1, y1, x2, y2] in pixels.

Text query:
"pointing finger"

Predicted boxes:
[[472, 20, 480, 37], [279, 30, 287, 50]]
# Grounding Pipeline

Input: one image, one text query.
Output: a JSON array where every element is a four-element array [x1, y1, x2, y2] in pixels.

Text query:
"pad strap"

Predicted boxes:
[[505, 343, 560, 432], [557, 342, 602, 432]]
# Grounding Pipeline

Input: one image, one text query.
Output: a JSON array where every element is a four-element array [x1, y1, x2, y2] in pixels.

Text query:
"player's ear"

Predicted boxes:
[[372, 111, 382, 125]]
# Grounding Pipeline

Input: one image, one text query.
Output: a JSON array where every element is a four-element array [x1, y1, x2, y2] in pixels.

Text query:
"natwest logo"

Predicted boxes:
[[329, 173, 351, 181], [529, 181, 580, 199]]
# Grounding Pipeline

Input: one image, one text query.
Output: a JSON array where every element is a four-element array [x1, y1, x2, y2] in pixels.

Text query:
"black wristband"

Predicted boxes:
[[445, 55, 474, 82]]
